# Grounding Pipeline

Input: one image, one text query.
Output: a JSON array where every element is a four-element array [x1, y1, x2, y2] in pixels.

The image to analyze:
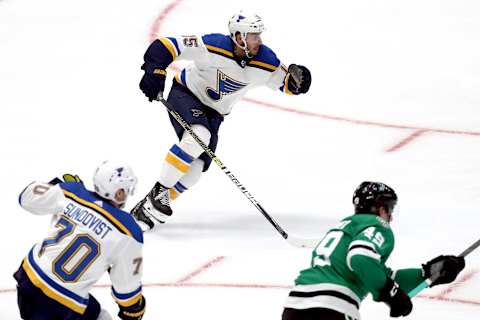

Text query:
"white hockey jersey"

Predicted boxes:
[[18, 181, 144, 315], [145, 33, 294, 115]]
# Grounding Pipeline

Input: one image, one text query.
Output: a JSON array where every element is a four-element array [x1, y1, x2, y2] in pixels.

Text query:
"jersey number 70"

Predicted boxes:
[[39, 216, 100, 282]]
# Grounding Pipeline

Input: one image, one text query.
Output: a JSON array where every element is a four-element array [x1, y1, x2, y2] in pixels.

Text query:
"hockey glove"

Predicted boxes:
[[287, 64, 311, 94], [139, 69, 166, 102], [118, 295, 146, 320], [62, 173, 82, 183], [378, 278, 412, 317], [48, 173, 82, 185], [422, 255, 465, 287]]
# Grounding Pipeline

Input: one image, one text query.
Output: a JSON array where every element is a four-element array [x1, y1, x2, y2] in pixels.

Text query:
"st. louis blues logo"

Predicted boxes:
[[206, 70, 247, 101]]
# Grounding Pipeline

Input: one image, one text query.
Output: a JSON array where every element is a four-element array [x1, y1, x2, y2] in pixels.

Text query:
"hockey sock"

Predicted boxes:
[[159, 144, 194, 188], [168, 159, 204, 200]]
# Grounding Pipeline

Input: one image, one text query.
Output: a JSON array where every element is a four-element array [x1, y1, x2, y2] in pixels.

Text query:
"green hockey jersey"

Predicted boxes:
[[284, 214, 423, 319]]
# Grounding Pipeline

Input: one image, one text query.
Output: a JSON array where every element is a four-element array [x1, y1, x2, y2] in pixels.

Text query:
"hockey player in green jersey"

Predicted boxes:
[[282, 181, 465, 320]]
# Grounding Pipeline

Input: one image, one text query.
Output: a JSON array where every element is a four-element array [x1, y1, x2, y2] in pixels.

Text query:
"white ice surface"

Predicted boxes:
[[1, 0, 479, 319]]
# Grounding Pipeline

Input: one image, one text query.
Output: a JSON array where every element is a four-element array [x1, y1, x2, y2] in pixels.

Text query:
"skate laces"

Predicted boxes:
[[152, 184, 170, 206], [154, 189, 170, 206]]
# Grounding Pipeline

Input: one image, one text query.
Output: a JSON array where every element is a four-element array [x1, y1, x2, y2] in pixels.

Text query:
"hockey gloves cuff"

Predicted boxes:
[[378, 278, 412, 317], [118, 295, 146, 320], [287, 64, 311, 94], [422, 255, 465, 287], [140, 69, 166, 102]]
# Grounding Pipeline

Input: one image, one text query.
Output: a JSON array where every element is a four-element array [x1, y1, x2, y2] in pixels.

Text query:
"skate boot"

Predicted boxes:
[[130, 198, 155, 230], [131, 182, 173, 230]]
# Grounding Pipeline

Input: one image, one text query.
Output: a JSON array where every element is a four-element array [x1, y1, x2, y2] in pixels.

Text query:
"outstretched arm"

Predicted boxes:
[[19, 182, 66, 216]]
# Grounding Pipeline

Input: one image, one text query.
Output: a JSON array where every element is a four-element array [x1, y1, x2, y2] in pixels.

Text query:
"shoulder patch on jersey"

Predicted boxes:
[[202, 33, 234, 59], [247, 44, 280, 72], [59, 182, 143, 244]]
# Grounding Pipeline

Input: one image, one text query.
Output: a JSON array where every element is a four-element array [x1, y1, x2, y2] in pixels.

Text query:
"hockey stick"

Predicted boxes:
[[158, 97, 317, 248], [408, 238, 480, 298]]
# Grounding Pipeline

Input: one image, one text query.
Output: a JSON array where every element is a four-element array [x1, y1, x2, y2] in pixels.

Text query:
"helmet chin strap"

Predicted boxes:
[[233, 33, 253, 58]]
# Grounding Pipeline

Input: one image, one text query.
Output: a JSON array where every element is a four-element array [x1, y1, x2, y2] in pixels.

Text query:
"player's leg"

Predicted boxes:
[[131, 81, 218, 228], [140, 124, 210, 224], [13, 264, 102, 320], [165, 93, 223, 201], [14, 264, 36, 319], [282, 307, 352, 320], [169, 158, 204, 200]]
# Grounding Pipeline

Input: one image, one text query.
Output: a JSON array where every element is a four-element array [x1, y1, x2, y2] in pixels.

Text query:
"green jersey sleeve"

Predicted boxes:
[[347, 225, 395, 300], [391, 268, 424, 292]]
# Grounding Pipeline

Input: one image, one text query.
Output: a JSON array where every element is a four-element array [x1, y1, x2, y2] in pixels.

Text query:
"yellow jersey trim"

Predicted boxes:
[[249, 60, 278, 71], [159, 37, 178, 59], [22, 258, 86, 314], [62, 190, 133, 238], [113, 291, 143, 307], [205, 45, 234, 58], [175, 73, 184, 86]]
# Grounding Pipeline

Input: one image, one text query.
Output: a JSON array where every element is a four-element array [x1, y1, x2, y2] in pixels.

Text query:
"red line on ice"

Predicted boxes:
[[385, 129, 429, 152], [175, 256, 226, 284], [2, 281, 479, 307], [437, 269, 478, 299], [148, 0, 184, 43], [242, 97, 480, 137]]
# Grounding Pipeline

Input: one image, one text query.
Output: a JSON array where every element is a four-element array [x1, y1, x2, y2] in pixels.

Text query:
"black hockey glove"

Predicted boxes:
[[118, 295, 146, 320], [287, 64, 311, 94], [422, 255, 465, 287], [139, 69, 166, 102], [378, 278, 412, 317]]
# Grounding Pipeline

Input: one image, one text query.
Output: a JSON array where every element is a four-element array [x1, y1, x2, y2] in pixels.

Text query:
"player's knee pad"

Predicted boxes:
[[179, 159, 204, 188], [178, 125, 211, 158]]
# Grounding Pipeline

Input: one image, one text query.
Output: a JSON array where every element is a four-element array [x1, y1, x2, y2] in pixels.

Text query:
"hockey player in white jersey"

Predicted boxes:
[[132, 11, 312, 228], [13, 161, 146, 320]]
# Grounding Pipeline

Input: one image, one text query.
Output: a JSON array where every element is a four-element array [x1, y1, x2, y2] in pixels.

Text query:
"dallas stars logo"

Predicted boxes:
[[206, 70, 247, 101]]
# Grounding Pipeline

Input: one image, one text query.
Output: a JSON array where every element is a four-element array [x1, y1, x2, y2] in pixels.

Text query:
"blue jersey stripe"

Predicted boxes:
[[248, 44, 280, 70], [18, 183, 30, 206], [202, 33, 233, 52], [112, 285, 142, 300], [180, 69, 187, 86]]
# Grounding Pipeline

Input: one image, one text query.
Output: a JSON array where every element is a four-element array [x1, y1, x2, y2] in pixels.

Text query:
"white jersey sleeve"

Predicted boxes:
[[266, 63, 289, 91], [165, 35, 208, 62], [109, 237, 143, 307], [19, 182, 66, 216]]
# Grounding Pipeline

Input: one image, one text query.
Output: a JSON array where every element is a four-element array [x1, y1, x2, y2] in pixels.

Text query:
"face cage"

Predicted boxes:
[[232, 31, 253, 58]]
